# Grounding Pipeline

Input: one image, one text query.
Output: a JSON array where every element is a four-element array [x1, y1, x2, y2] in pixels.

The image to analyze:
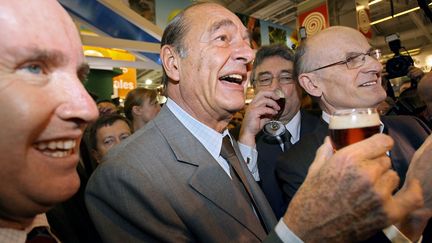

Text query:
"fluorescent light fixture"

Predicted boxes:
[[371, 2, 432, 25], [356, 5, 366, 11], [369, 0, 382, 6]]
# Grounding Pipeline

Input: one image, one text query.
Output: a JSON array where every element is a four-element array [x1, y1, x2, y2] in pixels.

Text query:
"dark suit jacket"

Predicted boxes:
[[47, 163, 102, 243], [85, 106, 283, 243], [257, 109, 320, 219], [276, 115, 430, 243]]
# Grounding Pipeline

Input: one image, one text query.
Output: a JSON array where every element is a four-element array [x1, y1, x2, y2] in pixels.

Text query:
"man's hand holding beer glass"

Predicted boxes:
[[284, 133, 424, 242], [322, 107, 430, 241], [284, 108, 424, 242]]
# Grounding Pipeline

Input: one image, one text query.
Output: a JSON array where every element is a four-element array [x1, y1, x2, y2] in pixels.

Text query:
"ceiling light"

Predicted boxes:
[[369, 0, 382, 6], [145, 79, 153, 85], [371, 2, 432, 25]]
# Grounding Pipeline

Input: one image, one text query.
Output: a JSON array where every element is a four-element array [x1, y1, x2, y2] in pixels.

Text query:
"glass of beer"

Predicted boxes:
[[329, 108, 380, 150], [263, 89, 286, 137]]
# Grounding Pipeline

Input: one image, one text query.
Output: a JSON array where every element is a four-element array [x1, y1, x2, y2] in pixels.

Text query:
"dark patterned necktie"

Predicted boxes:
[[220, 136, 254, 201], [26, 227, 57, 243], [220, 135, 268, 231], [282, 131, 292, 151]]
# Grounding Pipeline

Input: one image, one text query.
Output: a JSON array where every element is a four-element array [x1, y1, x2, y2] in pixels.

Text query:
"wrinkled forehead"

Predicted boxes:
[[185, 4, 250, 40]]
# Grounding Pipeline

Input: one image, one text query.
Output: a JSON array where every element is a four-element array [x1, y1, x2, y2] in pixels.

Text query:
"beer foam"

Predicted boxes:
[[329, 113, 380, 129]]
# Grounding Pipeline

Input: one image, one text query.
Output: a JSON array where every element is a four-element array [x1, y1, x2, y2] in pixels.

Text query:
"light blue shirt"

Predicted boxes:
[[165, 98, 302, 243], [166, 99, 231, 177]]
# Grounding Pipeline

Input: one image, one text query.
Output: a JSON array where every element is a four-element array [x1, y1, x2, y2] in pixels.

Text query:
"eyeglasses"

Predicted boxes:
[[308, 49, 382, 72], [255, 72, 294, 86]]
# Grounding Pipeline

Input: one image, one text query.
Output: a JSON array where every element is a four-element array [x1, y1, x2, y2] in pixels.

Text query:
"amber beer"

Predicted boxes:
[[329, 108, 380, 150]]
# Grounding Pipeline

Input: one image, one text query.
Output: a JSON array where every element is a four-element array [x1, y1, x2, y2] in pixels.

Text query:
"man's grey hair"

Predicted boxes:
[[160, 6, 190, 90]]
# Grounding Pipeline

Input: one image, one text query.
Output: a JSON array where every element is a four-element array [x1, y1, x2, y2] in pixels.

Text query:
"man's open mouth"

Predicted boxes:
[[220, 74, 243, 85], [359, 81, 377, 87], [34, 139, 76, 158]]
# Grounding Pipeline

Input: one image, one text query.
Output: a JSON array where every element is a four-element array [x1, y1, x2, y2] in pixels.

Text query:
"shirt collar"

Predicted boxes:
[[165, 98, 229, 161], [0, 214, 51, 243]]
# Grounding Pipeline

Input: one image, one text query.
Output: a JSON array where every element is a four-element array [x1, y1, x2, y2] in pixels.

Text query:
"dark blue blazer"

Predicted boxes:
[[256, 109, 320, 219]]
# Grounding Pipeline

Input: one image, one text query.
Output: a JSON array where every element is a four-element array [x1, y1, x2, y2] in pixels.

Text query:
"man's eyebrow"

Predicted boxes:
[[209, 19, 236, 34], [280, 69, 293, 74], [257, 71, 272, 76], [23, 49, 68, 66], [77, 63, 90, 83], [346, 47, 374, 56]]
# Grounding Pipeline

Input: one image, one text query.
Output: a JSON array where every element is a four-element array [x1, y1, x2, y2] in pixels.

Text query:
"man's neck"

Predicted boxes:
[[0, 216, 33, 230], [168, 98, 230, 133]]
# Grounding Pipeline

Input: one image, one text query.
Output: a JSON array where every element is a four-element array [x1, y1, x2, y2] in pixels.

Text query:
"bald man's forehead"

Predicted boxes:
[[308, 28, 369, 58]]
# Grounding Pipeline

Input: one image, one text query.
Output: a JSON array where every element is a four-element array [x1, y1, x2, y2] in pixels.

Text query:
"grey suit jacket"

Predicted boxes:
[[85, 106, 281, 243]]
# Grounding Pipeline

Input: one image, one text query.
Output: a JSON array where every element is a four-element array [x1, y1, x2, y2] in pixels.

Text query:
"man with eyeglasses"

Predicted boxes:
[[276, 26, 432, 242], [238, 44, 320, 219]]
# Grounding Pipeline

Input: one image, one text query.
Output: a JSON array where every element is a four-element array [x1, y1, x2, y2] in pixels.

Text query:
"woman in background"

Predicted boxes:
[[124, 88, 161, 132]]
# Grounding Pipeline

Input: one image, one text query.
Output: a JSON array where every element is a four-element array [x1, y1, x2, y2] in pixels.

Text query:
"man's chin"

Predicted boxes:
[[36, 174, 80, 207]]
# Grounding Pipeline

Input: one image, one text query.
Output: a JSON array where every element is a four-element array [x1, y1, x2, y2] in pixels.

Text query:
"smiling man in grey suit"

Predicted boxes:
[[85, 3, 430, 243]]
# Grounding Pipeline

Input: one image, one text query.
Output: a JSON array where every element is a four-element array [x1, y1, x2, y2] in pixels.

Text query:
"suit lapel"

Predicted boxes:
[[154, 107, 266, 239], [299, 109, 321, 136], [381, 119, 410, 187], [315, 118, 329, 142]]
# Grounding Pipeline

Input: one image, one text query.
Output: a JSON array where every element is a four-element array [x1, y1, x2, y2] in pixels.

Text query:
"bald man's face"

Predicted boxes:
[[303, 28, 386, 113]]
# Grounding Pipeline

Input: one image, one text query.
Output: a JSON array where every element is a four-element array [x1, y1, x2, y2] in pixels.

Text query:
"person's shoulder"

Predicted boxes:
[[382, 115, 431, 134], [93, 120, 167, 178], [382, 115, 430, 150], [300, 109, 322, 134], [300, 109, 321, 121]]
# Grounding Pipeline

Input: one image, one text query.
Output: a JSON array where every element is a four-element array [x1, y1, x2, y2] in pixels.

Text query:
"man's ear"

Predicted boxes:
[[298, 73, 322, 98], [160, 45, 180, 82]]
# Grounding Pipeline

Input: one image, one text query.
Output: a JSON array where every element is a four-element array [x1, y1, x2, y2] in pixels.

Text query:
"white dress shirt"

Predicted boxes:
[[0, 214, 58, 243]]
